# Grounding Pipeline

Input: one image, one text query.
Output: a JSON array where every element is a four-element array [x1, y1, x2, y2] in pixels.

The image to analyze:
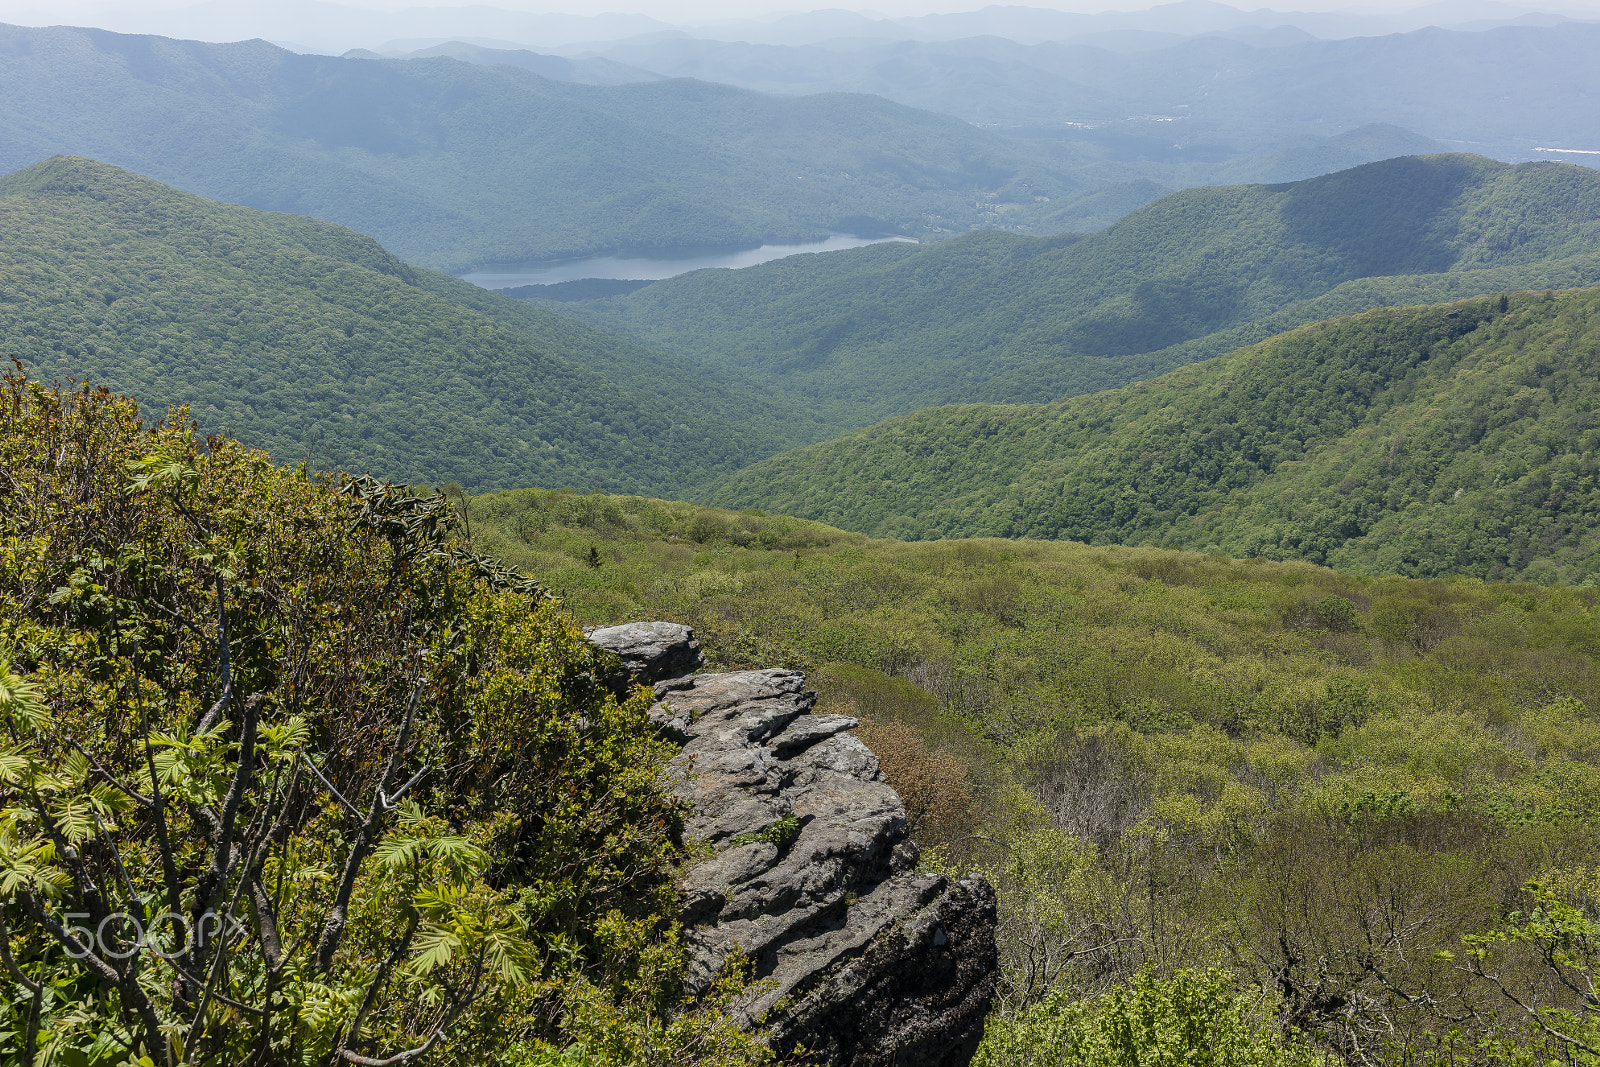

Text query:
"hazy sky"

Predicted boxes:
[[8, 0, 1600, 22], [2, 0, 1597, 45]]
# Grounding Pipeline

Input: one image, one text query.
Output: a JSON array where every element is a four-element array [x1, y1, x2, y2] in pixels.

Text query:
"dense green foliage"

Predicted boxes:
[[0, 23, 1085, 270], [973, 970, 1320, 1067], [466, 487, 1600, 1062], [552, 155, 1600, 427], [0, 156, 815, 495], [704, 289, 1600, 584], [0, 374, 771, 1065]]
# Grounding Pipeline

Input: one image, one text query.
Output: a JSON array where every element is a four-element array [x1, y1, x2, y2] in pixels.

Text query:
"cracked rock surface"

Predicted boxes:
[[589, 623, 998, 1067]]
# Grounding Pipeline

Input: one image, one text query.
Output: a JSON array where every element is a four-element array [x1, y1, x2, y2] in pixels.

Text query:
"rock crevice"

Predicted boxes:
[[587, 622, 998, 1067]]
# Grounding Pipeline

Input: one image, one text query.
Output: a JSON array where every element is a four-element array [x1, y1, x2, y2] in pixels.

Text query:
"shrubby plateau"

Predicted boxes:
[[471, 487, 1600, 1065]]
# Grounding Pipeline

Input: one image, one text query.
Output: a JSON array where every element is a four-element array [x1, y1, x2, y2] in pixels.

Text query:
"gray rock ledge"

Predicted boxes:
[[588, 623, 997, 1067], [585, 620, 703, 687]]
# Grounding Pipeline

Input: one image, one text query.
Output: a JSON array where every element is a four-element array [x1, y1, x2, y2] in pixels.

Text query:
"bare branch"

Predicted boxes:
[[21, 890, 171, 1062], [339, 1029, 449, 1067], [341, 912, 420, 1054], [305, 755, 363, 818], [195, 574, 232, 735], [72, 738, 152, 806], [197, 692, 265, 917], [137, 673, 187, 967], [1470, 957, 1600, 1058], [315, 680, 425, 975], [0, 911, 43, 1067], [381, 764, 429, 812]]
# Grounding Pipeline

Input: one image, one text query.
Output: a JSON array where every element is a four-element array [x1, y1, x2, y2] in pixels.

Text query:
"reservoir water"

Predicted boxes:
[[458, 234, 912, 289]]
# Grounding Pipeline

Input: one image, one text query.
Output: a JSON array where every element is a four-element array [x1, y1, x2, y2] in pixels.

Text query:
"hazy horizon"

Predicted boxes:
[[3, 0, 1600, 55]]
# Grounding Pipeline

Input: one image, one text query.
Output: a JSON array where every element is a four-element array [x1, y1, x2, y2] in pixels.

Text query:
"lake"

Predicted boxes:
[[457, 235, 913, 289]]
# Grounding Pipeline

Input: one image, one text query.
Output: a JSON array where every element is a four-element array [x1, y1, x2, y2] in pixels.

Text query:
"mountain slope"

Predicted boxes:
[[702, 288, 1600, 584], [0, 23, 1082, 269], [548, 154, 1600, 428], [0, 156, 809, 492]]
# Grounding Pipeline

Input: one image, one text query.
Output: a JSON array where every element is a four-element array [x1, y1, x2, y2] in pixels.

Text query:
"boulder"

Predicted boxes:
[[586, 620, 702, 688], [588, 622, 998, 1067]]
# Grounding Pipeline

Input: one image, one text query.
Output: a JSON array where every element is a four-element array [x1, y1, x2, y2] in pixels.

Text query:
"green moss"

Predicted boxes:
[[730, 814, 802, 851]]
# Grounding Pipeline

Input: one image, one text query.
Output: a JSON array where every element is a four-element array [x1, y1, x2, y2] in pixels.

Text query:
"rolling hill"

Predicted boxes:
[[0, 156, 814, 493], [547, 154, 1600, 430], [702, 288, 1600, 585], [0, 22, 1085, 270]]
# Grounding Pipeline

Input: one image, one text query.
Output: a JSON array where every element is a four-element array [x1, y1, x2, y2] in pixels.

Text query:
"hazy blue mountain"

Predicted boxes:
[[655, 1, 1573, 49], [585, 22, 1600, 168], [361, 41, 663, 86], [22, 0, 1574, 56], [1208, 125, 1447, 184], [37, 2, 677, 56], [0, 22, 1085, 270]]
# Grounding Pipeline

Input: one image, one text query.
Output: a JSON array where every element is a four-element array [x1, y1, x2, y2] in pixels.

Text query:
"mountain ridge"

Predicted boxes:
[[700, 288, 1600, 584], [544, 153, 1600, 429], [0, 22, 1086, 269], [0, 155, 814, 493]]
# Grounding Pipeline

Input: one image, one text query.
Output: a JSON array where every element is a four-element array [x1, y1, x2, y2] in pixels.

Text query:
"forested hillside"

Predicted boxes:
[[704, 288, 1600, 584], [549, 154, 1600, 427], [0, 156, 813, 493], [466, 486, 1600, 1063], [0, 22, 1083, 269]]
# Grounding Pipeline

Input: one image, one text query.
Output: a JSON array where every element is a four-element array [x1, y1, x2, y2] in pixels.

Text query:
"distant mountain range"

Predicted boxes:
[[3, 13, 1592, 279], [5, 152, 1600, 585], [575, 21, 1600, 170], [0, 23, 1087, 269], [0, 156, 817, 492], [363, 17, 1600, 232], [541, 154, 1600, 430], [11, 1, 1591, 55], [703, 289, 1600, 584], [392, 34, 1464, 188]]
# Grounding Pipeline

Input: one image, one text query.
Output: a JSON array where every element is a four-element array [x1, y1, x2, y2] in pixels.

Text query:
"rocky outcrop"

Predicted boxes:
[[586, 621, 704, 687], [588, 623, 998, 1067]]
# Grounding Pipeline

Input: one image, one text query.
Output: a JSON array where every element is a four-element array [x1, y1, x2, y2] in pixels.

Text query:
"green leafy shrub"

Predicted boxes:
[[0, 372, 767, 1067], [973, 970, 1323, 1067]]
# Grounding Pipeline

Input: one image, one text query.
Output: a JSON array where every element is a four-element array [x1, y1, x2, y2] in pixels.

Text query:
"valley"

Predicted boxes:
[[461, 482, 1600, 1059], [3, 4, 1600, 1065], [543, 154, 1600, 428]]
